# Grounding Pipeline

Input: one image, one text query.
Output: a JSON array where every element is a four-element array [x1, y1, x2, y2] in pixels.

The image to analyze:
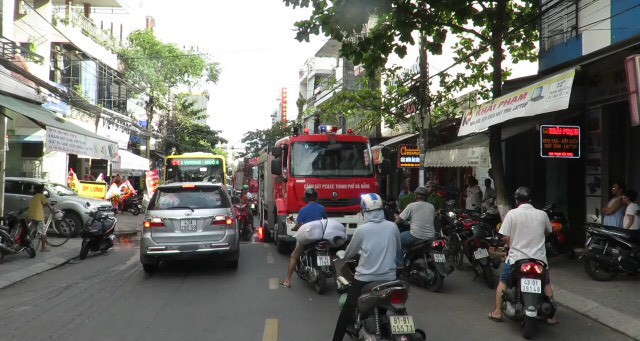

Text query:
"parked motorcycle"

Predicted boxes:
[[333, 253, 426, 340], [232, 197, 253, 241], [122, 195, 143, 216], [501, 258, 557, 339], [542, 203, 575, 259], [296, 238, 344, 294], [582, 222, 640, 281], [398, 237, 453, 292], [80, 211, 117, 260], [0, 208, 36, 260]]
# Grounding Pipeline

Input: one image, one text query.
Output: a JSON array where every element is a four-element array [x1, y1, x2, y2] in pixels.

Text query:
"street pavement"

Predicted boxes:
[[0, 213, 638, 340]]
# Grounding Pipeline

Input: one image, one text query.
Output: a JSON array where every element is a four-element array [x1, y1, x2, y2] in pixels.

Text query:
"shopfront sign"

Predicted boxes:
[[46, 126, 118, 160], [397, 144, 421, 168], [539, 125, 581, 158], [625, 55, 640, 126], [77, 181, 107, 199], [458, 68, 576, 136]]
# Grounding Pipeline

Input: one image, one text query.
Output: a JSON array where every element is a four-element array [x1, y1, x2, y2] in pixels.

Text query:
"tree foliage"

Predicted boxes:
[[165, 94, 227, 155], [283, 0, 544, 216], [240, 122, 296, 158]]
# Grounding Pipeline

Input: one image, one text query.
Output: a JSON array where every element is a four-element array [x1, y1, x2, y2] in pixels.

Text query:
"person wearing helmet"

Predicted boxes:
[[281, 187, 327, 288], [489, 187, 558, 325], [333, 193, 402, 341], [28, 184, 60, 252], [395, 186, 436, 256]]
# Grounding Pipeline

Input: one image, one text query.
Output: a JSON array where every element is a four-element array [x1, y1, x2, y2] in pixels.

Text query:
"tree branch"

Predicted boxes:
[[434, 21, 487, 41]]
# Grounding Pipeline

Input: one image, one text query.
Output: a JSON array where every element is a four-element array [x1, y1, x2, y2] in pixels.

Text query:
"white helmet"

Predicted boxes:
[[360, 193, 383, 212]]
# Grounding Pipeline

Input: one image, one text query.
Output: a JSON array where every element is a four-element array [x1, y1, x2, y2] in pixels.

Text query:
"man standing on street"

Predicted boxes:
[[483, 178, 496, 202], [333, 193, 402, 341], [425, 180, 444, 212], [488, 187, 558, 325], [281, 187, 326, 288]]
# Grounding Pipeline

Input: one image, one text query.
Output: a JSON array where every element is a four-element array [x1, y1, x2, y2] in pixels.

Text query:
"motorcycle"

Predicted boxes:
[[542, 203, 575, 259], [0, 208, 36, 260], [121, 195, 143, 216], [296, 238, 344, 294], [582, 222, 640, 281], [333, 253, 426, 340], [501, 258, 557, 339], [398, 237, 453, 292], [232, 197, 253, 241], [80, 211, 117, 260]]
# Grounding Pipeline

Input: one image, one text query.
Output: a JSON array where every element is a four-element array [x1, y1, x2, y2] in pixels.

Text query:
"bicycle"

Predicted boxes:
[[28, 210, 72, 247]]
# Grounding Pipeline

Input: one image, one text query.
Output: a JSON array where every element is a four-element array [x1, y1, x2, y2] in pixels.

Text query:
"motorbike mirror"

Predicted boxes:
[[43, 190, 50, 198]]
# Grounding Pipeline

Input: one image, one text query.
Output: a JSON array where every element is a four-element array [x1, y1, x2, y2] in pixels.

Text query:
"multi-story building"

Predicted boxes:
[[0, 0, 151, 188]]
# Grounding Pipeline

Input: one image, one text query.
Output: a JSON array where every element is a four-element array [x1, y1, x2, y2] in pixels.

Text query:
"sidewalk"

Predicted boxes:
[[549, 255, 640, 340], [0, 213, 142, 291]]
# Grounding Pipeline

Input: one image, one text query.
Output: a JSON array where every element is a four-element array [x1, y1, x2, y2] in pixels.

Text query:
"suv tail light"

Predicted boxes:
[[520, 262, 544, 275], [212, 215, 234, 227], [143, 218, 164, 228]]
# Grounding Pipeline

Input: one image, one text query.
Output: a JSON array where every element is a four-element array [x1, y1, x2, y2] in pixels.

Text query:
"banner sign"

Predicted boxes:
[[625, 55, 640, 126], [77, 181, 107, 199], [458, 68, 576, 136], [397, 144, 421, 168], [539, 125, 581, 158], [46, 126, 118, 160]]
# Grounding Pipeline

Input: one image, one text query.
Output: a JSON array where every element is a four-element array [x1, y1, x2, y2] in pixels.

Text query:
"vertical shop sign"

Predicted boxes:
[[625, 55, 640, 126]]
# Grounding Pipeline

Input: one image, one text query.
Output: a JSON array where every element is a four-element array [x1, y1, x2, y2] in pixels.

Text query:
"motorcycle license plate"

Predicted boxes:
[[390, 315, 415, 335], [433, 253, 446, 263], [317, 255, 331, 266], [180, 219, 197, 232], [473, 248, 489, 259], [521, 278, 542, 293]]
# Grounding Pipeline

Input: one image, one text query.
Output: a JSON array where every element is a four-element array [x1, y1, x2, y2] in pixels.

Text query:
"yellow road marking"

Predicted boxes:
[[262, 318, 278, 341], [269, 278, 279, 289]]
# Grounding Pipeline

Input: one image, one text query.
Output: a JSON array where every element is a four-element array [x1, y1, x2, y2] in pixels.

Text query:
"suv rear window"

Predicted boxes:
[[148, 186, 230, 210]]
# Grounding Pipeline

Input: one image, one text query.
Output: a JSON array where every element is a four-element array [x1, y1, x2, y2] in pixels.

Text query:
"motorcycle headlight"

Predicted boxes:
[[89, 206, 99, 213]]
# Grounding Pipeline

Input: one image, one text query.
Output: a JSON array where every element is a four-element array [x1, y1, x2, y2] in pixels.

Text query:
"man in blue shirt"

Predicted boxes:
[[281, 187, 326, 288]]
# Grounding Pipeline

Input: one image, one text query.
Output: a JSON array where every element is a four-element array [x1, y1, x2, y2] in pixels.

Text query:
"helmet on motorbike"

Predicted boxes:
[[414, 186, 428, 199], [514, 186, 532, 203], [242, 184, 249, 191], [360, 193, 383, 212], [304, 187, 318, 201]]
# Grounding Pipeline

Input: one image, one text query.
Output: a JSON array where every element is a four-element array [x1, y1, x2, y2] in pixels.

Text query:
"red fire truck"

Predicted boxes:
[[257, 125, 378, 254]]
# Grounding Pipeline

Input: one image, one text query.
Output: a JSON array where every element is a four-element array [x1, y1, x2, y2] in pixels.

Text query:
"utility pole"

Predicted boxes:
[[417, 34, 430, 187]]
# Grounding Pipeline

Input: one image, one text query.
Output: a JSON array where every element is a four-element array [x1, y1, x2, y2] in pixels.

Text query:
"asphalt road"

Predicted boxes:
[[0, 233, 632, 341]]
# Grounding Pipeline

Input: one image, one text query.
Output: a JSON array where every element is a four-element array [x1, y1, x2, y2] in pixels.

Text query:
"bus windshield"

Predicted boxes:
[[165, 158, 225, 183], [290, 141, 373, 178]]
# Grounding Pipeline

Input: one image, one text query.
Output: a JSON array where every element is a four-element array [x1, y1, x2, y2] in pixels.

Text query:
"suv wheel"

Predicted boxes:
[[63, 211, 83, 237]]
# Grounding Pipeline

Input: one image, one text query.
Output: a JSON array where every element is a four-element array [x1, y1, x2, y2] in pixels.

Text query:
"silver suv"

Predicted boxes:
[[139, 182, 239, 273], [3, 177, 115, 235]]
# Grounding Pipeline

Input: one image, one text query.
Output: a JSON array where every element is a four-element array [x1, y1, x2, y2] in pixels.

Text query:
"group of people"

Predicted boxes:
[[601, 181, 640, 233]]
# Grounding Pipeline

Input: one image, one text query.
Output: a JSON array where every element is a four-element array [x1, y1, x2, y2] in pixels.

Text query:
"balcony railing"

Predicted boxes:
[[52, 7, 123, 53], [0, 37, 45, 64]]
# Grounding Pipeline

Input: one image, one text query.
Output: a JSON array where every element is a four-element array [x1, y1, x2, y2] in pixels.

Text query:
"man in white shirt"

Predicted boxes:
[[465, 176, 483, 211], [488, 187, 558, 325], [623, 190, 640, 232]]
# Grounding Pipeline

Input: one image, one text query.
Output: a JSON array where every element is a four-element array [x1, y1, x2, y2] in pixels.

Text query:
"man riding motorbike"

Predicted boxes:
[[488, 186, 559, 325], [239, 184, 253, 221], [332, 193, 402, 341], [395, 186, 436, 258]]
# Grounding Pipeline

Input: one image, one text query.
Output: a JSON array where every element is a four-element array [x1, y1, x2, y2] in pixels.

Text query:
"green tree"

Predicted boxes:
[[283, 0, 549, 217], [165, 94, 227, 155], [119, 29, 220, 158], [240, 122, 295, 158]]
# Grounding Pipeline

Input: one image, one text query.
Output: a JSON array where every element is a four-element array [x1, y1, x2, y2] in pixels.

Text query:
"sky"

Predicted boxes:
[[136, 0, 538, 149], [139, 0, 327, 148]]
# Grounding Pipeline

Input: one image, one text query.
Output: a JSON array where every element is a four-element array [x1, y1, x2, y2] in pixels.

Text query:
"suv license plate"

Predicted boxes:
[[180, 219, 197, 232], [433, 253, 446, 263], [390, 315, 415, 334], [473, 248, 489, 259], [521, 278, 542, 293], [317, 255, 331, 266]]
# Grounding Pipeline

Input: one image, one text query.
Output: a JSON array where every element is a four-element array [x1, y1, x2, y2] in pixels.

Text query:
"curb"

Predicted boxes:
[[554, 285, 640, 340], [0, 249, 78, 290]]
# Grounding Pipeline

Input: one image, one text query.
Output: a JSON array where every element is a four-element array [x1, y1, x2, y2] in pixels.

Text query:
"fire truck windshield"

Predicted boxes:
[[290, 142, 373, 177]]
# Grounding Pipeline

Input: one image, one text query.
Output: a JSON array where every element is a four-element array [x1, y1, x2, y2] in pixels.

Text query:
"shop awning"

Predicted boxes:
[[112, 149, 150, 173], [458, 68, 577, 137], [377, 133, 418, 147], [424, 134, 490, 168], [0, 93, 118, 160]]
